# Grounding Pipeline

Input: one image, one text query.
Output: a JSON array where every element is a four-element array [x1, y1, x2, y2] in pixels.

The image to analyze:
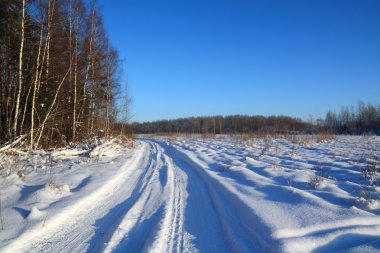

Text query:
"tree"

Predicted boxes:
[[0, 0, 129, 148], [13, 0, 26, 138]]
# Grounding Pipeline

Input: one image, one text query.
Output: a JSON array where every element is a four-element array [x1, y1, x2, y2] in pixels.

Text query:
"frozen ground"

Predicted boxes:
[[0, 135, 380, 252]]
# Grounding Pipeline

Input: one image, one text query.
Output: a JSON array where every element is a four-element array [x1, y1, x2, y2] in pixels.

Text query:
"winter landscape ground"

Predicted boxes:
[[0, 135, 380, 253]]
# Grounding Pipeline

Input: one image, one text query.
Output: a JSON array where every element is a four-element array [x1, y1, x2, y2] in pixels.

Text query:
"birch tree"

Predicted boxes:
[[0, 0, 130, 147], [13, 0, 26, 138]]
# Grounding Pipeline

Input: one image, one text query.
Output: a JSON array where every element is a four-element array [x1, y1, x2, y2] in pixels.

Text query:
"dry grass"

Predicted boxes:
[[316, 132, 337, 143], [361, 153, 379, 186], [201, 133, 216, 139]]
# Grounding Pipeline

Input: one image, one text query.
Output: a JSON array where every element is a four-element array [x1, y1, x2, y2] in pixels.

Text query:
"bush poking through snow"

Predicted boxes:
[[361, 154, 379, 186], [309, 165, 328, 189], [219, 164, 231, 172], [0, 155, 26, 177], [46, 168, 66, 194], [47, 179, 60, 191], [356, 153, 380, 210], [219, 159, 233, 172], [309, 173, 324, 189], [47, 179, 70, 195], [356, 186, 380, 210], [258, 136, 271, 157], [0, 155, 14, 176]]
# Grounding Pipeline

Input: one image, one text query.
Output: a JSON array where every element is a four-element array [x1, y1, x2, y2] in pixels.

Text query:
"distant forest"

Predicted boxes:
[[0, 0, 130, 148], [133, 115, 309, 135], [324, 101, 380, 135], [133, 102, 380, 135]]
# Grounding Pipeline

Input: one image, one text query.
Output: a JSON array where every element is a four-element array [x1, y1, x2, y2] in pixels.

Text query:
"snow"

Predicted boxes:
[[0, 135, 379, 252]]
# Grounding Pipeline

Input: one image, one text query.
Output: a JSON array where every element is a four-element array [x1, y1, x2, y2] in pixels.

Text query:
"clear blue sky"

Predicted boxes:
[[98, 0, 380, 123]]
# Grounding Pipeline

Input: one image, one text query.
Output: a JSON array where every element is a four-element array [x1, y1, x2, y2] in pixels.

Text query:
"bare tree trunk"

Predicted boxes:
[[45, 0, 55, 86], [5, 22, 12, 138], [13, 0, 26, 138], [37, 32, 48, 96], [84, 7, 95, 137], [68, 0, 73, 140], [72, 4, 79, 141], [31, 12, 45, 149], [35, 69, 70, 148], [0, 47, 6, 137], [89, 8, 96, 136], [20, 85, 31, 134], [105, 49, 111, 138]]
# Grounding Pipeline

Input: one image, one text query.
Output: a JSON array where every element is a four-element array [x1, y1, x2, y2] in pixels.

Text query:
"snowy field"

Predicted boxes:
[[0, 135, 380, 252]]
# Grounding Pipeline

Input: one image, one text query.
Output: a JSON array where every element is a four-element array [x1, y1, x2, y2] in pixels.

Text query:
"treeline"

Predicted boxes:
[[0, 0, 129, 148], [324, 101, 380, 134], [132, 115, 310, 134], [133, 101, 380, 136]]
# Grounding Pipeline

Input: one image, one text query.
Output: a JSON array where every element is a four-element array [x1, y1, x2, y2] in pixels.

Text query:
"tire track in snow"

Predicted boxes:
[[153, 139, 276, 253], [103, 141, 187, 253], [119, 139, 268, 252], [101, 142, 170, 252], [86, 142, 164, 252], [3, 142, 151, 253], [156, 141, 239, 252], [150, 144, 187, 253]]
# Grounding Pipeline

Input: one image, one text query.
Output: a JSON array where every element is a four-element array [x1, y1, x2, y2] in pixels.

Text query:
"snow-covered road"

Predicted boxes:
[[1, 136, 380, 252]]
